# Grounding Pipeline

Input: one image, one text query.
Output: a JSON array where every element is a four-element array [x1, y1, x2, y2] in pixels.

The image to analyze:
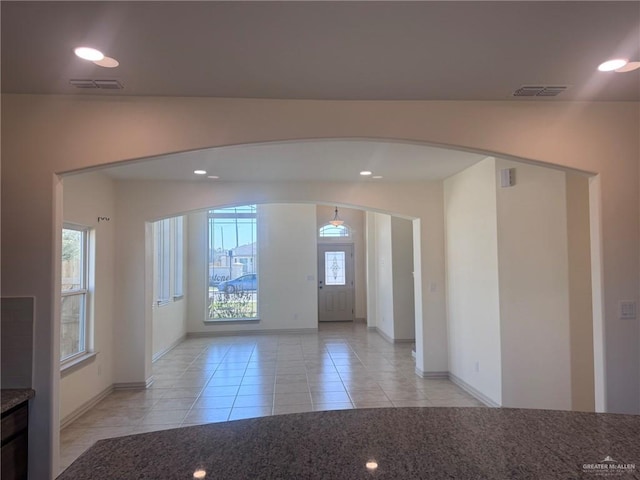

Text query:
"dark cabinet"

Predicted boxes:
[[1, 403, 28, 480]]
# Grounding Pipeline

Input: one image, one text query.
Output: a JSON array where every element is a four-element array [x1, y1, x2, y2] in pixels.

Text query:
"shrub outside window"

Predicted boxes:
[[61, 226, 89, 362]]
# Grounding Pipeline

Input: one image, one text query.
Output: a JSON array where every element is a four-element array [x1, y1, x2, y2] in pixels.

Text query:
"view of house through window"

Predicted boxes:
[[61, 226, 89, 362], [208, 205, 258, 320]]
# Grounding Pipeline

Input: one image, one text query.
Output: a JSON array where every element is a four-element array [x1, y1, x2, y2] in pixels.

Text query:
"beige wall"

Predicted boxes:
[[60, 172, 116, 422], [444, 158, 502, 406], [1, 95, 638, 478]]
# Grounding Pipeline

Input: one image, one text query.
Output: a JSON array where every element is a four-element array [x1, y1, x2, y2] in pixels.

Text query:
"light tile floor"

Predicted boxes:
[[60, 322, 483, 471]]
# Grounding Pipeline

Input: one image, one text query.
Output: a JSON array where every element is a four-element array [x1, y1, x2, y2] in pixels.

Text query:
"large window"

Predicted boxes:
[[153, 216, 184, 305], [173, 216, 184, 298], [207, 205, 258, 320], [61, 226, 89, 362]]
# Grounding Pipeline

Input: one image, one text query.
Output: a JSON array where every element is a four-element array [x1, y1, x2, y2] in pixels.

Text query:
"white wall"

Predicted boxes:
[[391, 216, 415, 341], [496, 159, 572, 410], [2, 95, 637, 478], [444, 158, 502, 406], [60, 172, 115, 421], [151, 216, 188, 360], [364, 213, 415, 342], [373, 213, 395, 340], [184, 204, 319, 333], [365, 211, 378, 329], [316, 205, 366, 320]]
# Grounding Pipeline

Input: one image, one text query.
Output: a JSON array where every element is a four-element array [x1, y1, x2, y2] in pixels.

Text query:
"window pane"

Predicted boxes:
[[155, 218, 171, 303], [62, 228, 83, 291], [60, 293, 85, 360], [207, 205, 258, 320], [319, 224, 350, 238], [325, 251, 346, 285], [174, 216, 184, 297]]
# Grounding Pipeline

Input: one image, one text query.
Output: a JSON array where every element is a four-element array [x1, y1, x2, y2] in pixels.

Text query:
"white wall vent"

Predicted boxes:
[[513, 85, 569, 97]]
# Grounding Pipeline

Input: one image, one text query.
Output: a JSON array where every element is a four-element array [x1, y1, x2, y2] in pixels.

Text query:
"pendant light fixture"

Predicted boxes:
[[329, 206, 344, 226]]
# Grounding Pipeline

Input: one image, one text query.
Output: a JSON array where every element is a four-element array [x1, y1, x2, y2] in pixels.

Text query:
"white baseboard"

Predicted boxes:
[[152, 334, 186, 362], [187, 328, 317, 337], [369, 326, 415, 345], [448, 373, 500, 408], [415, 367, 448, 379], [113, 376, 154, 390], [60, 385, 113, 429]]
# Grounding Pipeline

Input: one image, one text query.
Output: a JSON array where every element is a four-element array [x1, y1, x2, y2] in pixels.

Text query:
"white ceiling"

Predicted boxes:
[[101, 140, 488, 182], [2, 1, 639, 101]]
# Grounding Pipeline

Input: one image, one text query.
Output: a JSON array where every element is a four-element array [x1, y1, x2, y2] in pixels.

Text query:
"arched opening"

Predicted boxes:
[[54, 137, 604, 471]]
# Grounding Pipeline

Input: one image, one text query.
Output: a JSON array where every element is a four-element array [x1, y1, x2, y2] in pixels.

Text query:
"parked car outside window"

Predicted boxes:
[[217, 273, 257, 294]]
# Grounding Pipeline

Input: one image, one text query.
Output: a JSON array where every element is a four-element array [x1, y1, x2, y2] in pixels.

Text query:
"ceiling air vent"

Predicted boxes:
[[69, 79, 124, 90], [513, 85, 569, 97], [69, 79, 97, 89], [94, 79, 123, 90]]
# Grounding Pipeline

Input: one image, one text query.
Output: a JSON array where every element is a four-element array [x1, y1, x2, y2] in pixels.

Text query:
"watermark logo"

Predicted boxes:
[[582, 456, 636, 477]]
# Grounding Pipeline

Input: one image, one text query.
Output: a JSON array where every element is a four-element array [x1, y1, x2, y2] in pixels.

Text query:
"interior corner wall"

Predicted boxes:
[[151, 216, 188, 360], [391, 216, 415, 341], [496, 159, 572, 410], [60, 172, 116, 421], [444, 158, 502, 406], [316, 205, 366, 320], [186, 203, 318, 333], [566, 173, 595, 411]]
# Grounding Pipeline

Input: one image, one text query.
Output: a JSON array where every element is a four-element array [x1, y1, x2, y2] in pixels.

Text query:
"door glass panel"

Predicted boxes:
[[325, 251, 346, 285]]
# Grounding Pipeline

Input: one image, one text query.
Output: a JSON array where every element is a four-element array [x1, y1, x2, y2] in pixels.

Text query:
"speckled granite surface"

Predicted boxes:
[[57, 407, 640, 480], [1, 388, 34, 414]]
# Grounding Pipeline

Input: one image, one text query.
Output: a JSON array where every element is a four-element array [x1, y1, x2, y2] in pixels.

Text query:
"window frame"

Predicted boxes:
[[60, 224, 91, 365]]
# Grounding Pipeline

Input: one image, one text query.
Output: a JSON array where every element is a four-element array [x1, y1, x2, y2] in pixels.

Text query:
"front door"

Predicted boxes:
[[318, 244, 354, 322]]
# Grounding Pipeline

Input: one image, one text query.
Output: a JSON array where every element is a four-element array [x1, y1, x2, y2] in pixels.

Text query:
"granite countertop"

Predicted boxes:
[[57, 407, 640, 480], [1, 388, 35, 414]]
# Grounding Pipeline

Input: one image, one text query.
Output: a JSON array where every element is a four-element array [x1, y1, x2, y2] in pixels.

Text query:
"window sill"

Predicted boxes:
[[203, 318, 261, 324], [61, 351, 98, 377], [173, 295, 184, 301]]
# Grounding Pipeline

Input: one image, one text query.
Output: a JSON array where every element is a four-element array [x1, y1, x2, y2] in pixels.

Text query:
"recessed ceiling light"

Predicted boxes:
[[366, 460, 378, 471], [372, 175, 383, 179], [207, 175, 219, 179], [360, 171, 372, 176], [598, 59, 628, 72], [93, 56, 119, 68], [74, 47, 104, 62], [193, 470, 206, 479], [194, 170, 207, 175]]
